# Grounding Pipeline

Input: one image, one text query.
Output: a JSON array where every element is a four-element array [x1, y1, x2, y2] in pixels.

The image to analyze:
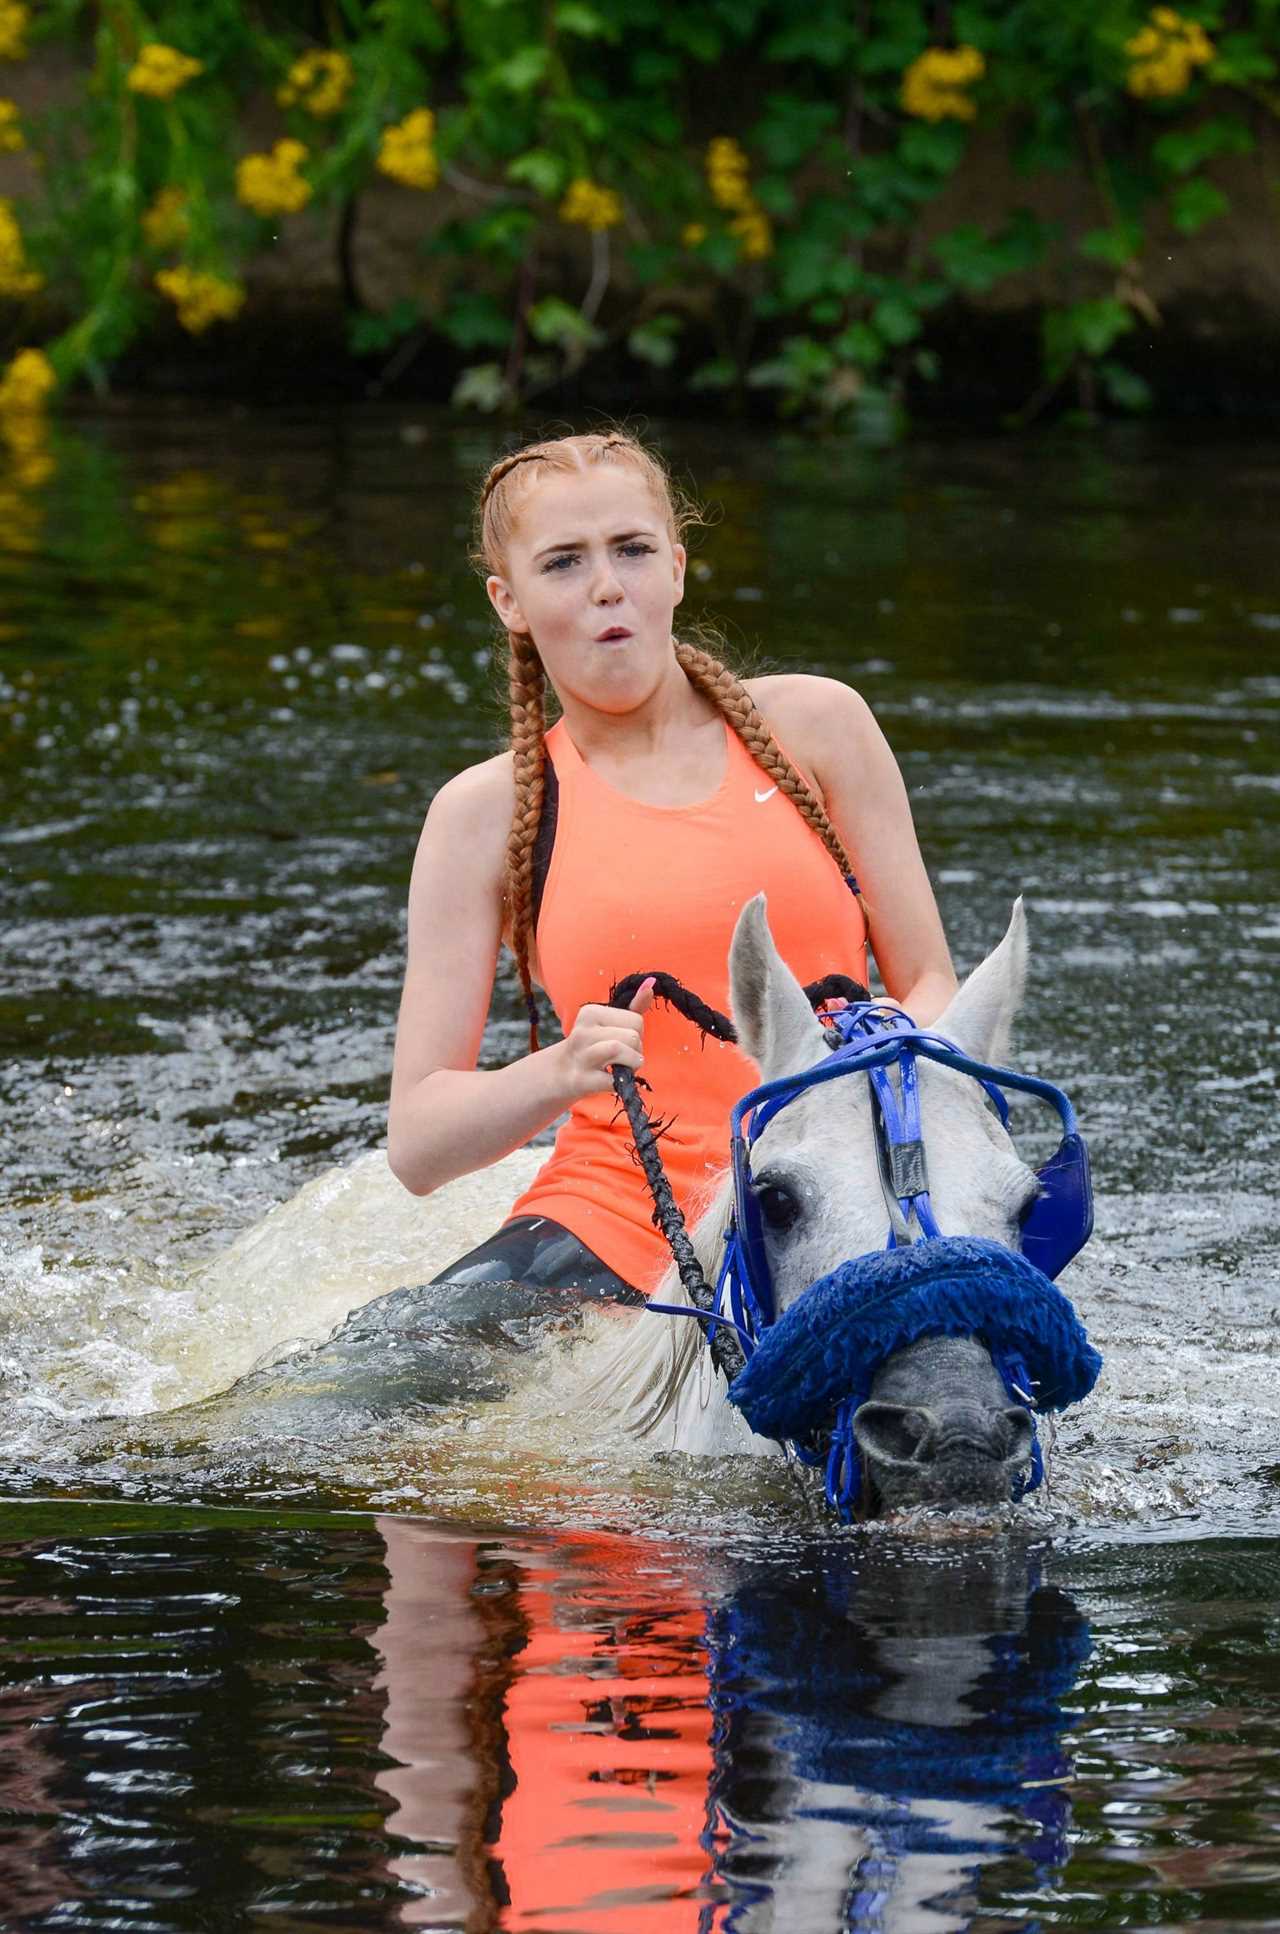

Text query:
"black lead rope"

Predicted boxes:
[[605, 968, 870, 1389]]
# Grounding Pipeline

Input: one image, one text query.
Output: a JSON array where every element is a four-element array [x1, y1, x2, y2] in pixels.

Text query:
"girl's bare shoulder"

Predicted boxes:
[[418, 751, 515, 868], [744, 670, 874, 757]]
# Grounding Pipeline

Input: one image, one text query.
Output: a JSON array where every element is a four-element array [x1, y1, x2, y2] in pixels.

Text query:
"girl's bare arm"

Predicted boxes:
[[387, 758, 650, 1195]]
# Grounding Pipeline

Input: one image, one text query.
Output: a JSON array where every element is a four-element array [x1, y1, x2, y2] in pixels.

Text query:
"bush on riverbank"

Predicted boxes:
[[0, 1, 1276, 450]]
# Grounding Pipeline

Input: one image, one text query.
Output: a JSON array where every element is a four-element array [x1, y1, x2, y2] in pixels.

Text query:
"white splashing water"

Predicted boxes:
[[1, 1149, 1276, 1536]]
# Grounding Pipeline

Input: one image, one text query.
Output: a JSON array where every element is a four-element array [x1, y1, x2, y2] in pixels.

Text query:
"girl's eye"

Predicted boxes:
[[620, 541, 655, 557], [541, 553, 578, 573]]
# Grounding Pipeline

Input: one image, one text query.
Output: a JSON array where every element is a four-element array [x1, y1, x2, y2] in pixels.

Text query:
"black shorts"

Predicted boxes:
[[428, 1216, 643, 1304]]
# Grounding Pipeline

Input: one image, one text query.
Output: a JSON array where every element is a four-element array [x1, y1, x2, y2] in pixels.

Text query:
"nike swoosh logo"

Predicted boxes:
[[754, 786, 777, 804]]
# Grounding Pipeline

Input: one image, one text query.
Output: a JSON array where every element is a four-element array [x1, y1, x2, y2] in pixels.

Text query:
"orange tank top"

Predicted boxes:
[[507, 716, 868, 1293]]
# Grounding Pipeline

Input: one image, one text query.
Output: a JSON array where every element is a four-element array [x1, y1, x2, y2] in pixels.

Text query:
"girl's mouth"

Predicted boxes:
[[595, 625, 632, 642]]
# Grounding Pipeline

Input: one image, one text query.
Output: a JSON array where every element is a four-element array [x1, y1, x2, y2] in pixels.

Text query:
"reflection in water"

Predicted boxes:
[[702, 1544, 1089, 1931], [369, 1525, 1089, 1931], [370, 1520, 491, 1927], [3, 1507, 1279, 1930]]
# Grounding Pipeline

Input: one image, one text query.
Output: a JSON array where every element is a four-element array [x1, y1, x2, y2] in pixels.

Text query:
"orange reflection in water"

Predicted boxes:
[[494, 1549, 714, 1930], [371, 1519, 715, 1931]]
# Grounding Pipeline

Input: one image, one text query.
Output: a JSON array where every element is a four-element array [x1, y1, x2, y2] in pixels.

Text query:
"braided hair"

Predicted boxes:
[[476, 430, 867, 1050]]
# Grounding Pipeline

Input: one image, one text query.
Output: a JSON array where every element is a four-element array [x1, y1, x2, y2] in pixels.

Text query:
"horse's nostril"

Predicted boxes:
[[1002, 1405, 1035, 1464], [853, 1402, 935, 1467]]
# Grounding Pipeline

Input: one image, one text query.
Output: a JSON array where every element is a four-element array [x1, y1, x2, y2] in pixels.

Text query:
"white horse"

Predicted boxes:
[[575, 894, 1045, 1509]]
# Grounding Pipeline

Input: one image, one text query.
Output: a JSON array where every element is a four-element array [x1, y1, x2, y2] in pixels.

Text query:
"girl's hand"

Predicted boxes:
[[556, 977, 655, 1098]]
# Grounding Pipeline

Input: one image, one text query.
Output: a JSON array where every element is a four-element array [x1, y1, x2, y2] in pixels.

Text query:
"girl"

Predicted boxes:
[[387, 430, 956, 1301]]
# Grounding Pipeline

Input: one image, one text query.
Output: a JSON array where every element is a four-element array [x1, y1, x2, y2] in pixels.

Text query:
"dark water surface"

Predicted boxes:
[[1, 408, 1278, 1928]]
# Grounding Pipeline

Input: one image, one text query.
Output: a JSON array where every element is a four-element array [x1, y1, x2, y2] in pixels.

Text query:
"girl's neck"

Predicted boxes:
[[555, 651, 718, 764]]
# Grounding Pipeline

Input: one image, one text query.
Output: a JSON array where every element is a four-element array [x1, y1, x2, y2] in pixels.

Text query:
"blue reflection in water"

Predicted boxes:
[[699, 1544, 1090, 1931]]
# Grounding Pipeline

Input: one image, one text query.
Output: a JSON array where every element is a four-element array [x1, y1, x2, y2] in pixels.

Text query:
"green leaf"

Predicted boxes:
[[833, 320, 884, 368], [1078, 222, 1143, 268], [627, 314, 683, 367], [913, 347, 941, 382], [1098, 360, 1152, 413], [554, 2, 611, 37], [1207, 31, 1277, 85], [627, 241, 677, 286], [527, 296, 602, 349], [688, 357, 736, 392], [664, 17, 724, 61], [452, 362, 510, 412], [440, 291, 513, 351], [506, 148, 566, 197], [546, 94, 607, 139], [1170, 177, 1231, 235], [754, 94, 838, 170], [1043, 297, 1133, 378], [702, 231, 743, 276], [1152, 115, 1254, 178], [765, 13, 856, 66], [871, 294, 922, 346], [777, 235, 839, 304], [898, 121, 969, 178], [932, 212, 1045, 293], [747, 334, 835, 392], [346, 299, 420, 356], [753, 174, 797, 218], [492, 46, 551, 92]]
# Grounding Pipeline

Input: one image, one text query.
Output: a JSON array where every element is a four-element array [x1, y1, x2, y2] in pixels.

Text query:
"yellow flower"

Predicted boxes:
[[682, 222, 707, 248], [141, 186, 190, 250], [706, 136, 752, 212], [235, 139, 312, 217], [900, 44, 986, 122], [277, 49, 353, 118], [702, 139, 771, 259], [559, 177, 622, 231], [376, 109, 439, 191], [154, 266, 245, 334], [0, 97, 23, 150], [0, 3, 28, 62], [730, 207, 772, 261], [1, 405, 53, 486], [1125, 9, 1214, 98], [0, 345, 55, 412], [0, 196, 42, 296], [126, 43, 204, 100]]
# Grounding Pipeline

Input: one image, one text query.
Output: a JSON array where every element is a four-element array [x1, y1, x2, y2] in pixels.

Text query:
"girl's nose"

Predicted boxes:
[[590, 558, 624, 601]]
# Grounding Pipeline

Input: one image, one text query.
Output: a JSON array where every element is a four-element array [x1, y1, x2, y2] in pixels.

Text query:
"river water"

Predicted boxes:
[[1, 407, 1277, 1929]]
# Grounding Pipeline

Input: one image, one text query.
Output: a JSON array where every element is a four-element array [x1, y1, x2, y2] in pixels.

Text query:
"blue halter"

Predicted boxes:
[[720, 1004, 1093, 1339], [701, 1002, 1096, 1513]]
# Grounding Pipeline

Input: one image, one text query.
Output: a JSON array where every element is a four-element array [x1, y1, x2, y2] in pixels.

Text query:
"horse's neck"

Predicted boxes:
[[586, 1176, 759, 1453]]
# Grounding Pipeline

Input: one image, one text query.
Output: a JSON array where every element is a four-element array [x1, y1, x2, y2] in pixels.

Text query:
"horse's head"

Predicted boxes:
[[728, 895, 1044, 1513]]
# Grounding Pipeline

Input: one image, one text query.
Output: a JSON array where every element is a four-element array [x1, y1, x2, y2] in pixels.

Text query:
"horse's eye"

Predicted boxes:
[[755, 1181, 801, 1232]]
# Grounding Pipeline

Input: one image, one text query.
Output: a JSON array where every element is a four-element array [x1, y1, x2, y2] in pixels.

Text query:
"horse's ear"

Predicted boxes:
[[933, 898, 1028, 1067], [729, 894, 827, 1078]]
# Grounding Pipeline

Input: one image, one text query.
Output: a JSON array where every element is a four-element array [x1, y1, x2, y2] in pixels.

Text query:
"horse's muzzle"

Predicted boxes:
[[853, 1397, 1035, 1509]]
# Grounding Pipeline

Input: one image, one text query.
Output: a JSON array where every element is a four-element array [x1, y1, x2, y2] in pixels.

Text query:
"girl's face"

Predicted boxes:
[[486, 466, 686, 714]]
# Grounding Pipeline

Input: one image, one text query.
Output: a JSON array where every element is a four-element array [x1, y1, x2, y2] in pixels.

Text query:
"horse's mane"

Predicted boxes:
[[573, 1170, 736, 1441]]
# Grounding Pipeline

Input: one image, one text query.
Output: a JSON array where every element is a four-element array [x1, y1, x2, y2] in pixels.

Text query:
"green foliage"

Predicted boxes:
[[0, 0, 1274, 434]]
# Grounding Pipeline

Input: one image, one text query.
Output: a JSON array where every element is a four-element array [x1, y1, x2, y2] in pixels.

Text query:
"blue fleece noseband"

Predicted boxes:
[[705, 1003, 1100, 1517]]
